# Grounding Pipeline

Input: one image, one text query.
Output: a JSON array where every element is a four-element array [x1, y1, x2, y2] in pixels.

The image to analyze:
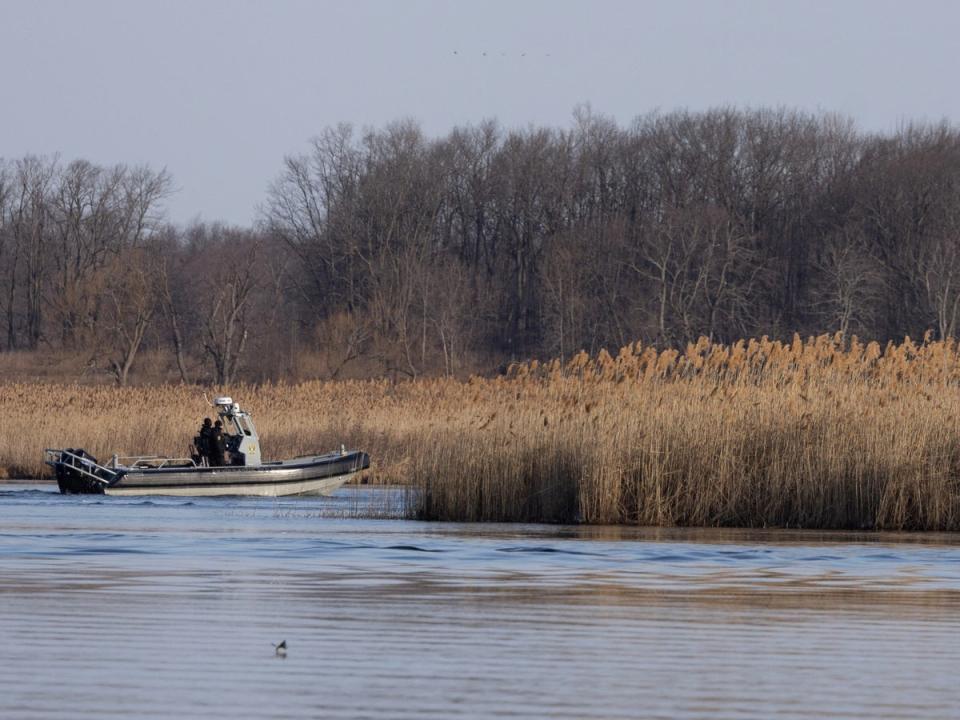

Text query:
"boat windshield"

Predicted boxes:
[[236, 416, 253, 437]]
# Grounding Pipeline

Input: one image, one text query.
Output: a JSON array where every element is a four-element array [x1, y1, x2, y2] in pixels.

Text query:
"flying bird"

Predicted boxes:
[[274, 640, 287, 657]]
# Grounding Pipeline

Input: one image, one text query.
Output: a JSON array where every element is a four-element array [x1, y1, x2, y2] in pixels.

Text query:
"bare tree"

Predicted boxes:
[[100, 247, 159, 386], [263, 123, 361, 310], [8, 156, 58, 349], [812, 227, 885, 337], [155, 227, 192, 384], [44, 161, 171, 348], [0, 161, 12, 342], [918, 204, 960, 340], [200, 233, 262, 385]]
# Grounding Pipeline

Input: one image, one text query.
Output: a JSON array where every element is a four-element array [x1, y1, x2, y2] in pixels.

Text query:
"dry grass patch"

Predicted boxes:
[[4, 333, 960, 529]]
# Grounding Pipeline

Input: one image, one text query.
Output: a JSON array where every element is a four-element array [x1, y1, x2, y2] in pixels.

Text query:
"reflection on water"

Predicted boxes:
[[1, 484, 958, 719]]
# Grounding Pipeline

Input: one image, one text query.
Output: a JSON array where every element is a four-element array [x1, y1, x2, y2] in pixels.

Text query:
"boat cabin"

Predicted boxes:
[[213, 396, 261, 467]]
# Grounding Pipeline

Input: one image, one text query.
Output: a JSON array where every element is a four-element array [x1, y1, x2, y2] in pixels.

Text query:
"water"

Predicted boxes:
[[1, 484, 958, 719]]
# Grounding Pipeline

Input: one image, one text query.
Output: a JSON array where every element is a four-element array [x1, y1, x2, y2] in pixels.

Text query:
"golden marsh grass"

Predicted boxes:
[[3, 333, 960, 530]]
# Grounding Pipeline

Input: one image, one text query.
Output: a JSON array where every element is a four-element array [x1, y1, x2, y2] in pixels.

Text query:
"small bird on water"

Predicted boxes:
[[274, 640, 287, 657]]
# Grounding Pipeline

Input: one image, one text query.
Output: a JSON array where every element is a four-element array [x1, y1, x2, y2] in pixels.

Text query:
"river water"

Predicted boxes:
[[1, 484, 958, 719]]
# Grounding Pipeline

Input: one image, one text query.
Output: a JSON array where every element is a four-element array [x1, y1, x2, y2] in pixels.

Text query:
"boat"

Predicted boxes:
[[44, 396, 370, 497]]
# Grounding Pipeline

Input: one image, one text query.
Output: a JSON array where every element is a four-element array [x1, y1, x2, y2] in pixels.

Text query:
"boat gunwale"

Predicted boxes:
[[116, 450, 368, 476]]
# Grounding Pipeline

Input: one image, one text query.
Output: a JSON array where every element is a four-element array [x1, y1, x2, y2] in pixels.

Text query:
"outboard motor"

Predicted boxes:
[[54, 449, 108, 494]]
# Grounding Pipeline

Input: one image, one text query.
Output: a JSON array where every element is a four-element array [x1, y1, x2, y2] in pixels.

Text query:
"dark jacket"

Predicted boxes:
[[197, 425, 213, 456], [210, 428, 226, 465]]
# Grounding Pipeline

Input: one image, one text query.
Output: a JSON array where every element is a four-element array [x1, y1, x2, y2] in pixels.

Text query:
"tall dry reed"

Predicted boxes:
[[3, 333, 960, 529]]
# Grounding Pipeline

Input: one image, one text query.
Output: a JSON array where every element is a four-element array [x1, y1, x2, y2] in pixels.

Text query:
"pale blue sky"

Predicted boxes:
[[2, 0, 959, 225]]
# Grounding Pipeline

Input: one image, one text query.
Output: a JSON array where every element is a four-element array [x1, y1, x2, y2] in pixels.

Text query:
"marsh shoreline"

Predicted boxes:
[[6, 335, 960, 530]]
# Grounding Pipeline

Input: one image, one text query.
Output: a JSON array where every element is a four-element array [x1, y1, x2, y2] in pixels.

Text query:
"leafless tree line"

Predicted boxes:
[[263, 108, 960, 374], [0, 157, 274, 385], [5, 107, 960, 383]]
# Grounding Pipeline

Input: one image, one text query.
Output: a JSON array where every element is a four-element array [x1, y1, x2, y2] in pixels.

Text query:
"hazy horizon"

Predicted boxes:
[[3, 0, 960, 226]]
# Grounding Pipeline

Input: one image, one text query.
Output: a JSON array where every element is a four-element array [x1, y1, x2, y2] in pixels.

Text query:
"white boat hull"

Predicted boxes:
[[48, 448, 370, 497], [104, 472, 358, 498]]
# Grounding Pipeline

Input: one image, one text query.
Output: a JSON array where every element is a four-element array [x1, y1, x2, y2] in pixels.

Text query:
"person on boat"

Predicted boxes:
[[211, 420, 227, 467], [196, 417, 213, 466]]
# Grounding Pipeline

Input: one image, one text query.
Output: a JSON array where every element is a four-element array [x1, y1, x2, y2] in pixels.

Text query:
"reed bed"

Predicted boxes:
[[4, 333, 960, 530]]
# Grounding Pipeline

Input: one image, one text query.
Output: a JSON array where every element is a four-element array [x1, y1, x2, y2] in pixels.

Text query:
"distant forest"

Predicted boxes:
[[4, 106, 960, 384]]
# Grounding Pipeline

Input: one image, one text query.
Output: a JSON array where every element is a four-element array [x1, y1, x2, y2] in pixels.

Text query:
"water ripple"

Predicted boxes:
[[0, 483, 959, 719]]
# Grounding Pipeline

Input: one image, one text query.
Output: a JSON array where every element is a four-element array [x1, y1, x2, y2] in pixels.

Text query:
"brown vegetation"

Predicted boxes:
[[4, 334, 960, 530]]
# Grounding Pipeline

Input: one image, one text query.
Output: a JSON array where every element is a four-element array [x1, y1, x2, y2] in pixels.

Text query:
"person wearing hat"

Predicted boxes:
[[195, 417, 213, 466], [211, 420, 227, 467]]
